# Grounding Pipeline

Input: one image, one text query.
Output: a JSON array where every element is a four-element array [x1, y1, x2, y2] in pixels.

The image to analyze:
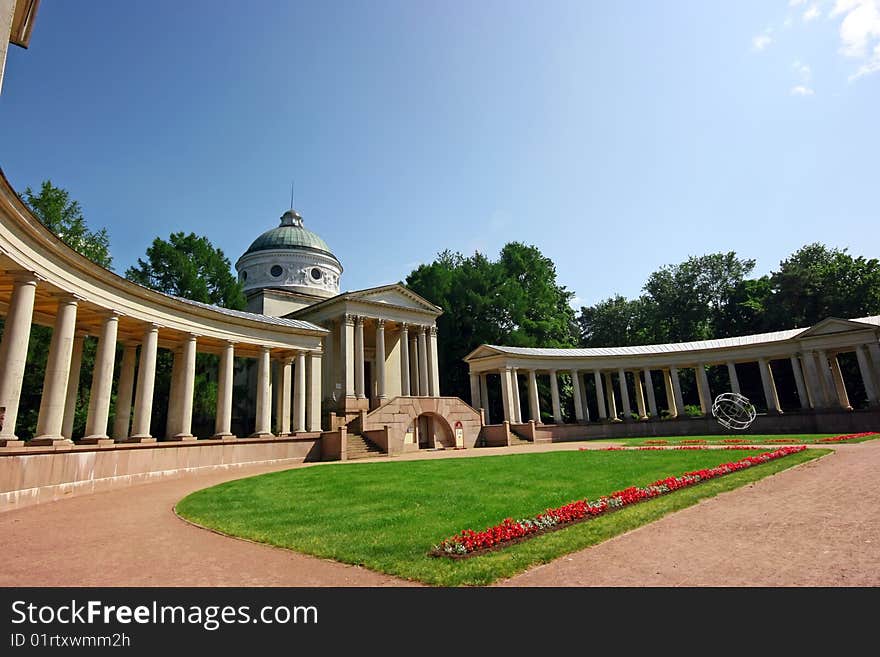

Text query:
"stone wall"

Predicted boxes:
[[0, 436, 321, 512], [362, 396, 483, 455]]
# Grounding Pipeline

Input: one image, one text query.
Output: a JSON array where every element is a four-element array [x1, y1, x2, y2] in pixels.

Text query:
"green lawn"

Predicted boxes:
[[176, 447, 827, 586], [605, 433, 878, 446]]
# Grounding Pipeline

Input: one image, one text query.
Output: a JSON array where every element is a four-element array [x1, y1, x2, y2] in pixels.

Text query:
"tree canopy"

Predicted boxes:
[[23, 180, 113, 269], [405, 242, 577, 401], [125, 232, 246, 310]]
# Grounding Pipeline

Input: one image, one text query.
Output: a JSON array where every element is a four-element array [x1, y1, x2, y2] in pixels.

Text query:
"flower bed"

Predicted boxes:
[[765, 438, 802, 443], [430, 446, 807, 558], [817, 431, 879, 443], [723, 438, 749, 444], [644, 440, 668, 445], [680, 439, 707, 445]]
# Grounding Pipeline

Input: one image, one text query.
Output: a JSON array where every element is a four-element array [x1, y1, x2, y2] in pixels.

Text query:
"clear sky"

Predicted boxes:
[[1, 1, 878, 307]]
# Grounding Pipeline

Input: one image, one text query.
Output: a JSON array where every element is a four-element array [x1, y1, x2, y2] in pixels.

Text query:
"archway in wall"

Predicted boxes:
[[415, 412, 455, 449]]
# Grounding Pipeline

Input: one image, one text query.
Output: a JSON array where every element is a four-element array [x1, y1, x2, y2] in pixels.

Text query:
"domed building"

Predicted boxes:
[[236, 206, 479, 452], [236, 209, 343, 316]]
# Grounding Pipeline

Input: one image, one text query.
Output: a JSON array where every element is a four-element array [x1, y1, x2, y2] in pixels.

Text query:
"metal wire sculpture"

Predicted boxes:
[[711, 392, 757, 431]]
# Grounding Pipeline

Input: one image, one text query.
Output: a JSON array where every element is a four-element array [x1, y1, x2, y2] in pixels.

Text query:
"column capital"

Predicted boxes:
[[8, 270, 42, 285], [343, 313, 355, 326], [376, 318, 386, 329], [355, 315, 365, 326], [259, 344, 271, 354], [429, 325, 438, 336], [400, 322, 409, 331], [51, 293, 83, 304]]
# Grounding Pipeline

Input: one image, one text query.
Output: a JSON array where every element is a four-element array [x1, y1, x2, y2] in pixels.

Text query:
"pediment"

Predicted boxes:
[[796, 317, 876, 338], [349, 285, 441, 313]]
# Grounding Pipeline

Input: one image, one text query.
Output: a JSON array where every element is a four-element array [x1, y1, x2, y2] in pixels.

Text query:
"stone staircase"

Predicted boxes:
[[346, 433, 386, 460], [509, 428, 533, 446]]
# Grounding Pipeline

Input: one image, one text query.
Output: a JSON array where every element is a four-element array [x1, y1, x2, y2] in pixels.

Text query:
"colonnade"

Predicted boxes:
[[469, 344, 880, 425], [339, 314, 440, 402], [0, 273, 323, 445]]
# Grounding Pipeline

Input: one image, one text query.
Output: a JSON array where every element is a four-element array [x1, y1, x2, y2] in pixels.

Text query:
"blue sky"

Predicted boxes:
[[1, 0, 878, 307]]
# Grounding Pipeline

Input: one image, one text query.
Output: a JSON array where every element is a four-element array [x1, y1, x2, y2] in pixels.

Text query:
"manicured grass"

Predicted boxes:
[[176, 447, 827, 586], [607, 433, 879, 446]]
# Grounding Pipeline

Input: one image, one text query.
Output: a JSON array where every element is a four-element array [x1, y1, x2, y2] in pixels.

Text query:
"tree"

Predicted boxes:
[[405, 243, 577, 407], [767, 243, 880, 330], [578, 295, 651, 347], [23, 180, 113, 269], [125, 232, 246, 310]]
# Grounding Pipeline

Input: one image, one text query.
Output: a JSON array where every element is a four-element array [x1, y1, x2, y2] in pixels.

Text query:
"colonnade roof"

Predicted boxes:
[[464, 316, 880, 362], [169, 295, 324, 332]]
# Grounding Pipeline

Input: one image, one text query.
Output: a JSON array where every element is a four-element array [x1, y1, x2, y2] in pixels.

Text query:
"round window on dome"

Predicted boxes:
[[310, 267, 323, 281], [270, 265, 283, 278]]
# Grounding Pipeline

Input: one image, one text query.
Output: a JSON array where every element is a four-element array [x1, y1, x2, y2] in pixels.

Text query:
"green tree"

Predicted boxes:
[[578, 294, 652, 347], [125, 232, 246, 310], [767, 243, 880, 329], [406, 243, 577, 405], [23, 180, 113, 269]]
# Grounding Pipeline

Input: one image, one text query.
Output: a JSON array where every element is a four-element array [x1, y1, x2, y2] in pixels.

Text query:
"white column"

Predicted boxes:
[[571, 369, 585, 422], [308, 351, 323, 432], [213, 341, 235, 438], [726, 362, 741, 395], [34, 296, 79, 444], [409, 334, 420, 397], [757, 358, 782, 414], [129, 324, 159, 441], [417, 326, 429, 397], [112, 344, 138, 440], [670, 367, 685, 418], [593, 370, 607, 420], [643, 368, 658, 418], [429, 326, 440, 396], [617, 368, 632, 420], [855, 345, 879, 407], [172, 333, 197, 439], [511, 368, 522, 423], [252, 346, 273, 437], [549, 370, 562, 424], [579, 372, 590, 421], [696, 364, 711, 415], [83, 312, 119, 442], [816, 350, 837, 408], [663, 369, 678, 418], [480, 374, 490, 423], [604, 371, 617, 419], [341, 314, 355, 399], [499, 367, 513, 422], [829, 355, 852, 411], [867, 343, 880, 390], [400, 323, 411, 396], [469, 372, 480, 408], [279, 357, 292, 435], [801, 351, 826, 409], [790, 355, 810, 410], [165, 346, 183, 439], [0, 274, 38, 444], [632, 370, 647, 420], [294, 350, 307, 433], [62, 332, 86, 440], [375, 319, 387, 402], [354, 316, 365, 399], [528, 369, 540, 422]]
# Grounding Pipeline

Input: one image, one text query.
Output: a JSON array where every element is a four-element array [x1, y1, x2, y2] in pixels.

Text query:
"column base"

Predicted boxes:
[[250, 432, 275, 439], [0, 438, 25, 447], [77, 437, 115, 447], [29, 437, 74, 447], [122, 436, 157, 443], [211, 432, 237, 441], [167, 434, 197, 441]]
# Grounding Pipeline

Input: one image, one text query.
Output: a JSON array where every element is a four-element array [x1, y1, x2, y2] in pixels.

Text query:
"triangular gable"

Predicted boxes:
[[463, 345, 506, 362], [796, 317, 877, 339], [349, 284, 442, 313]]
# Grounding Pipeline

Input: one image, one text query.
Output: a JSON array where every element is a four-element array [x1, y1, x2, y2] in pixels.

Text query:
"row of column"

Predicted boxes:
[[471, 345, 880, 425], [0, 274, 322, 445], [268, 349, 323, 436], [340, 315, 440, 401]]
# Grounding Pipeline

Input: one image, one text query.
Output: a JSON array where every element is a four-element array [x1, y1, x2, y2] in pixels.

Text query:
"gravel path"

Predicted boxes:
[[1, 441, 876, 586]]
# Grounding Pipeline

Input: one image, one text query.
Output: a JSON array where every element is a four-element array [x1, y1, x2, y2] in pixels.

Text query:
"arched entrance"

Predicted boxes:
[[414, 412, 455, 449]]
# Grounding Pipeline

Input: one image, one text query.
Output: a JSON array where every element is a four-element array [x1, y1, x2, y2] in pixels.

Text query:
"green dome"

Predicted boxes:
[[244, 210, 337, 259]]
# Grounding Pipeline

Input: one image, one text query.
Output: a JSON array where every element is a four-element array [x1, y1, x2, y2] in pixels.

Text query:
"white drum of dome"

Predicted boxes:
[[711, 392, 757, 431]]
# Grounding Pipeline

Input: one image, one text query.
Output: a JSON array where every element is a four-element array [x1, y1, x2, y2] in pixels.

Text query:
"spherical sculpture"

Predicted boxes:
[[711, 392, 757, 431]]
